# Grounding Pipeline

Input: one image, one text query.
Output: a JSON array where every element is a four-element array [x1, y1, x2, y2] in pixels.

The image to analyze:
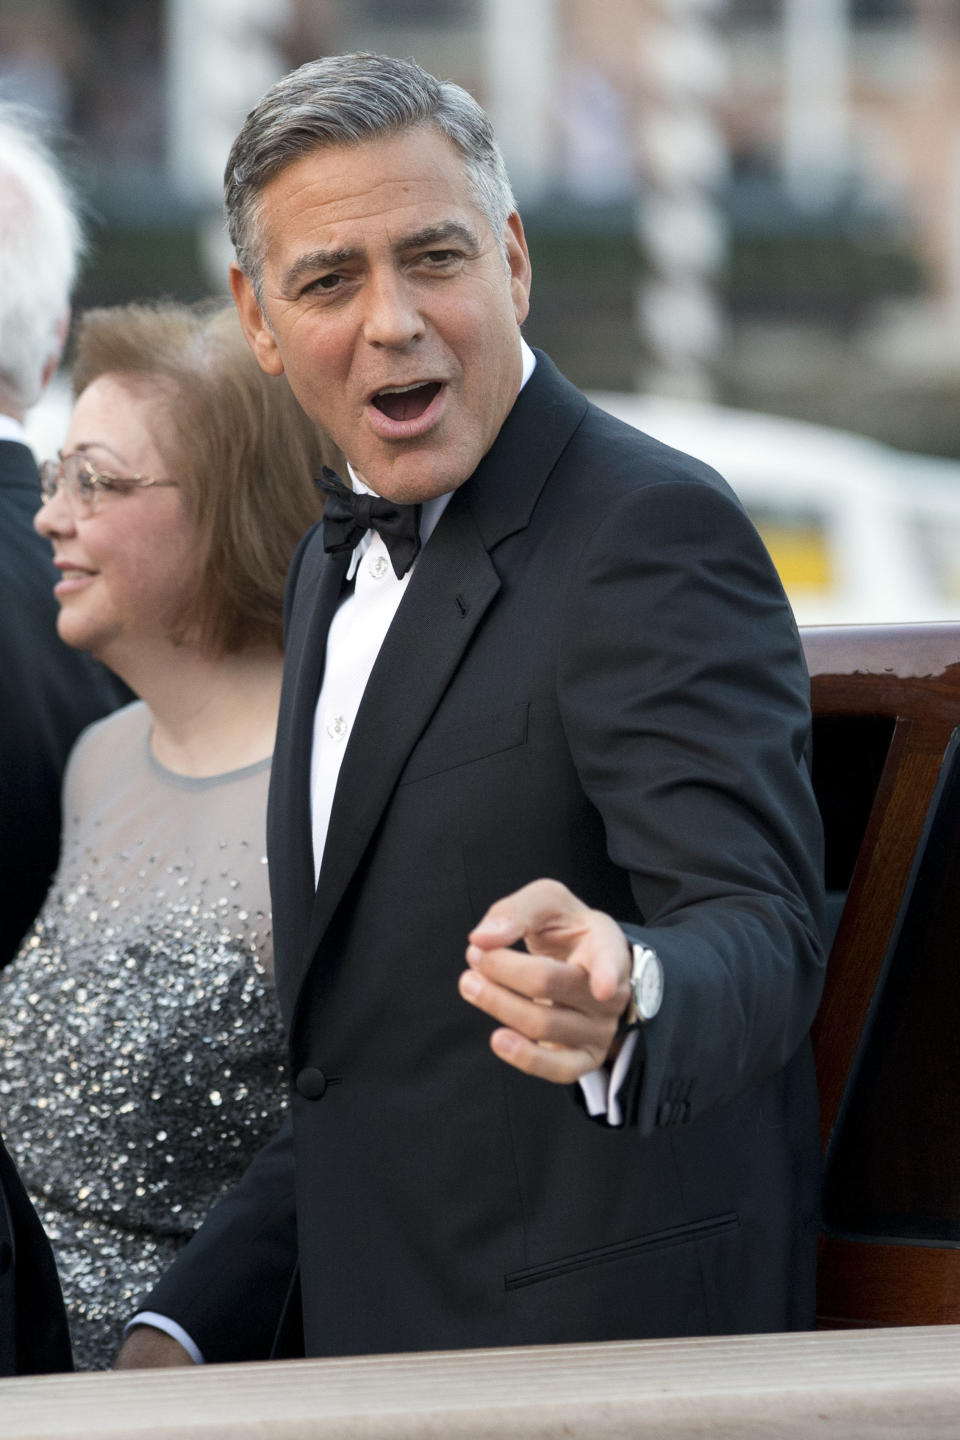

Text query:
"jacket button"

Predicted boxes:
[[295, 1067, 327, 1100], [657, 1101, 675, 1127], [0, 1241, 11, 1277]]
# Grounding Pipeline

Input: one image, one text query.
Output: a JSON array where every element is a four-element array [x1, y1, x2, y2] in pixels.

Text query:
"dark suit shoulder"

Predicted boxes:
[[519, 352, 743, 511], [0, 438, 42, 491], [572, 394, 741, 507]]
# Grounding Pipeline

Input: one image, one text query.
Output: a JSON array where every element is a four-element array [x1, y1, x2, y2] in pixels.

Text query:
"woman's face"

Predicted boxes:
[[35, 373, 202, 665]]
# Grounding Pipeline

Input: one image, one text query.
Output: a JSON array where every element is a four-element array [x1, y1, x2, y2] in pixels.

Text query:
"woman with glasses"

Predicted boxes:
[[0, 299, 332, 1369]]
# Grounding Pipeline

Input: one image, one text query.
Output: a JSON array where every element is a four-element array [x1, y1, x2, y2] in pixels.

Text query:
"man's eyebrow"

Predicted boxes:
[[398, 221, 480, 251], [282, 247, 360, 291]]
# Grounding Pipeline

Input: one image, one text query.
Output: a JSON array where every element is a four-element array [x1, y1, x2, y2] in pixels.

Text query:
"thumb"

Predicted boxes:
[[468, 879, 587, 953]]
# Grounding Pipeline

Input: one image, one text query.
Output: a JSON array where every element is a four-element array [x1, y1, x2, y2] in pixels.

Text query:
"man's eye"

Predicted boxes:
[[423, 250, 459, 265], [305, 273, 343, 294]]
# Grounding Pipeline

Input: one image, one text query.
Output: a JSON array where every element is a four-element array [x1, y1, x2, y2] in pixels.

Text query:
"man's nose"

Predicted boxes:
[[361, 270, 426, 349]]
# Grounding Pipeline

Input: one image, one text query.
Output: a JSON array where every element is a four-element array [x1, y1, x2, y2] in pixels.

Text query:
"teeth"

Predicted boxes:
[[376, 381, 431, 397]]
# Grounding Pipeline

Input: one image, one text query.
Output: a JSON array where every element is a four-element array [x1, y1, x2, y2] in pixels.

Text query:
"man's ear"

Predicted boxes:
[[230, 264, 285, 376], [504, 212, 532, 327]]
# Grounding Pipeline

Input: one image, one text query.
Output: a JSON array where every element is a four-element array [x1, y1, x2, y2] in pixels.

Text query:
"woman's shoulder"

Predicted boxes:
[[63, 700, 151, 806], [70, 698, 150, 758]]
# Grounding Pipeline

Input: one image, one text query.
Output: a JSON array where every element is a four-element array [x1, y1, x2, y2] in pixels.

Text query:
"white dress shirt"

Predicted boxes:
[[309, 481, 451, 880]]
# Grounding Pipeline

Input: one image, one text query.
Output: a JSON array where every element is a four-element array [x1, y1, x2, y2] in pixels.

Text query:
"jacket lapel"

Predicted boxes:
[[291, 499, 499, 1003], [268, 540, 349, 990]]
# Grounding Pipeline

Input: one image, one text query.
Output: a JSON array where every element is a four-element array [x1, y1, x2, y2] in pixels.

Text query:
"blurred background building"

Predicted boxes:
[[5, 0, 960, 620]]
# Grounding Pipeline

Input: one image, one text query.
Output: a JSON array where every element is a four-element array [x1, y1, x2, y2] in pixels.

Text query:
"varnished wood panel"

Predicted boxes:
[[818, 1238, 960, 1329], [812, 726, 943, 1147], [800, 624, 960, 1330], [801, 624, 960, 1148]]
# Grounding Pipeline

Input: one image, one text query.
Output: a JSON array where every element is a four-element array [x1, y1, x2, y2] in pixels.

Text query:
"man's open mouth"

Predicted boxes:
[[372, 382, 441, 422]]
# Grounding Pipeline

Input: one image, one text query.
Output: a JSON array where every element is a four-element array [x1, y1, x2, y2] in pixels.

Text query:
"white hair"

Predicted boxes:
[[0, 105, 84, 413]]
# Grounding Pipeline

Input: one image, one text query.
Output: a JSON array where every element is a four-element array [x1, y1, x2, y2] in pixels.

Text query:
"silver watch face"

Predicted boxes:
[[631, 944, 663, 1021]]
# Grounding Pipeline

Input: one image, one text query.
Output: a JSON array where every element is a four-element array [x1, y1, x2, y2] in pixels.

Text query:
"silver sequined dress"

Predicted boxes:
[[0, 702, 288, 1370]]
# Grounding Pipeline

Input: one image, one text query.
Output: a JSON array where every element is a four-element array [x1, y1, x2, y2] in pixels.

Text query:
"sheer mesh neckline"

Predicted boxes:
[[145, 732, 272, 790]]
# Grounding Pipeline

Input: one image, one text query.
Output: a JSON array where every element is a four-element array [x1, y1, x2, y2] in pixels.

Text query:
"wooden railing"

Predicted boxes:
[[3, 1326, 960, 1438]]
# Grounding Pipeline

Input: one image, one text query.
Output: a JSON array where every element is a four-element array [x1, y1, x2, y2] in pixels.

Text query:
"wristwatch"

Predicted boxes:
[[623, 941, 663, 1026]]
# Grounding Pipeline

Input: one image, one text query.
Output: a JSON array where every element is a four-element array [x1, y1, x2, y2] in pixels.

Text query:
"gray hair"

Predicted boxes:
[[224, 53, 517, 299], [0, 105, 84, 413]]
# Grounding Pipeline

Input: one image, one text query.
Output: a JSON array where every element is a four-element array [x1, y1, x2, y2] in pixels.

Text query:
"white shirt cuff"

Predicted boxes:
[[125, 1311, 205, 1364], [577, 1029, 639, 1127]]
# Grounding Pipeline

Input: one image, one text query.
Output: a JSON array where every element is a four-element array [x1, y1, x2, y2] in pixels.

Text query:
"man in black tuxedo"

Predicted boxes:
[[121, 54, 825, 1366], [0, 108, 120, 1374]]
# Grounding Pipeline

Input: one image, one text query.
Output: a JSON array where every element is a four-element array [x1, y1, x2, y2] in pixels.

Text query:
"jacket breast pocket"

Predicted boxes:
[[503, 1212, 740, 1291], [398, 703, 529, 786]]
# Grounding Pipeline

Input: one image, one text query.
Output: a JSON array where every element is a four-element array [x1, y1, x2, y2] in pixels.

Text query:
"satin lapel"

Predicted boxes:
[[268, 536, 349, 1001], [290, 500, 499, 1002]]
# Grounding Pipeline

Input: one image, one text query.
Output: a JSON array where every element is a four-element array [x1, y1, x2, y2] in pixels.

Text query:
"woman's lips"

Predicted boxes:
[[367, 381, 446, 439], [54, 566, 97, 596]]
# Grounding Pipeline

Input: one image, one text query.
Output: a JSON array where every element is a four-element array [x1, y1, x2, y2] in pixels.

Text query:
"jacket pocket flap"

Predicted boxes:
[[400, 703, 529, 785]]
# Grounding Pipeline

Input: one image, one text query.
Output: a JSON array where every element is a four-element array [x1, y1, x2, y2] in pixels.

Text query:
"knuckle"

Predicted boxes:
[[527, 1007, 555, 1042], [532, 958, 558, 994], [529, 877, 567, 907]]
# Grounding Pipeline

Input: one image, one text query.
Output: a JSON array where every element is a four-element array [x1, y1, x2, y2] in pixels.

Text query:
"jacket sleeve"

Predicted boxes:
[[135, 1113, 298, 1363], [557, 473, 826, 1135]]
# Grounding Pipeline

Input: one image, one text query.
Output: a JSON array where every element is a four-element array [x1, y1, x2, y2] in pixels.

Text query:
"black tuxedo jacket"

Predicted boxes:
[[0, 1135, 71, 1375], [145, 353, 825, 1361], [0, 439, 125, 966]]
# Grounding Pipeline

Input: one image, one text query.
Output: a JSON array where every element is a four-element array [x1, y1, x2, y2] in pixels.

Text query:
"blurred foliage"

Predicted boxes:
[[525, 206, 927, 394], [728, 229, 924, 328], [74, 223, 212, 313], [521, 212, 640, 391]]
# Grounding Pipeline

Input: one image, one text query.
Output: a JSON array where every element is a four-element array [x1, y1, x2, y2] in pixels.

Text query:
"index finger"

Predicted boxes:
[[465, 943, 611, 1010]]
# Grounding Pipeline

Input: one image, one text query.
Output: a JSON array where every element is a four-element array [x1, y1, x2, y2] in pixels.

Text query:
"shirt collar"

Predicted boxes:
[[518, 336, 537, 389], [0, 413, 26, 444]]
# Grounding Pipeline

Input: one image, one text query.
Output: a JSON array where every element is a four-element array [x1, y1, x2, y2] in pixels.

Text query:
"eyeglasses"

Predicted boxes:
[[39, 452, 178, 517]]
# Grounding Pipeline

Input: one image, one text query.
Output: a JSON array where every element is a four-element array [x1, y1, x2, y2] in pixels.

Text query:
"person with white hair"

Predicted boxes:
[[0, 105, 121, 1375]]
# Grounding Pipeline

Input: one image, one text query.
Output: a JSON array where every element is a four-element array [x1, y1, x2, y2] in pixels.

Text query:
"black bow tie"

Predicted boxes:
[[317, 467, 422, 579]]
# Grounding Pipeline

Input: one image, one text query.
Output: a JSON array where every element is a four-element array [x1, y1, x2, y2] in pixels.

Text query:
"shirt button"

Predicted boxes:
[[326, 715, 349, 742], [368, 552, 390, 579]]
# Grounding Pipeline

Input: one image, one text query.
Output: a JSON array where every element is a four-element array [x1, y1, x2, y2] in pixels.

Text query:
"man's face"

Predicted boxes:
[[231, 126, 532, 504]]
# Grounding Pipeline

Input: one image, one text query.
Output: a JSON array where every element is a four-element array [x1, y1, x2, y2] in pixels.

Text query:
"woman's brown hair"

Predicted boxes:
[[70, 298, 336, 654]]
